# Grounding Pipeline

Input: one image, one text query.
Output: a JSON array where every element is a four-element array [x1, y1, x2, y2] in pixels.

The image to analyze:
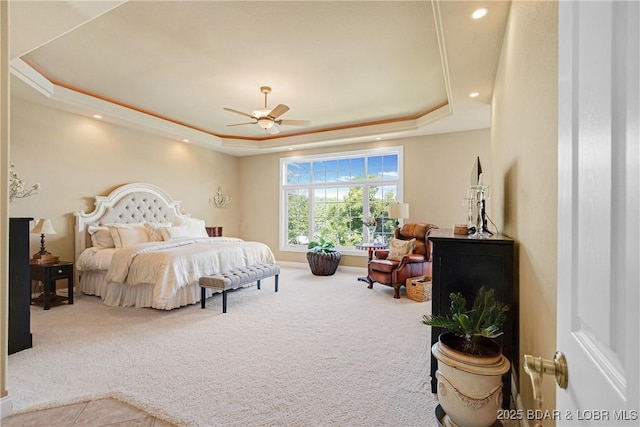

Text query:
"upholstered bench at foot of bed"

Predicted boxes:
[[199, 264, 280, 313]]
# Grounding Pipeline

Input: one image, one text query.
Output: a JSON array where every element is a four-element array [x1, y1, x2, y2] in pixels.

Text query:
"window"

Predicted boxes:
[[280, 147, 403, 253]]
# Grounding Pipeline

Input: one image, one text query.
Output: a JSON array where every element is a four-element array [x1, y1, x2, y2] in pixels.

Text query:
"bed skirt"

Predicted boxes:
[[78, 270, 218, 310]]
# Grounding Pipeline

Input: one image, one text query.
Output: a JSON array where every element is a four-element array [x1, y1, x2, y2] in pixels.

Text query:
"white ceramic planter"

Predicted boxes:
[[432, 334, 510, 427]]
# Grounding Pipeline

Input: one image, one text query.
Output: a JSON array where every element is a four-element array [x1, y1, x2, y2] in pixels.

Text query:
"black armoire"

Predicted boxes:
[[428, 229, 517, 409], [9, 217, 33, 354]]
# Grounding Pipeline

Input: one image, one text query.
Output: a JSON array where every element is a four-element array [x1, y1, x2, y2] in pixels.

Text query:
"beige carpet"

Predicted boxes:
[[7, 263, 438, 426]]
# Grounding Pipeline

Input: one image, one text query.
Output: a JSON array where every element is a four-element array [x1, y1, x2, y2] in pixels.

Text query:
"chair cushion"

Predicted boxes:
[[388, 237, 415, 261], [369, 259, 399, 273]]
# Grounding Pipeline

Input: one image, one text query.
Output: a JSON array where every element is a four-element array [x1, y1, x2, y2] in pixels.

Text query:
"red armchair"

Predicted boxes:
[[367, 223, 437, 298]]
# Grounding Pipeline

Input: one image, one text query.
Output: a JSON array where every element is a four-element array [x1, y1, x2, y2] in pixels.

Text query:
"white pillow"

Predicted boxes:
[[161, 225, 192, 241], [172, 216, 190, 227], [107, 223, 150, 248], [387, 238, 416, 261], [187, 218, 209, 238], [88, 225, 115, 249], [144, 222, 172, 241]]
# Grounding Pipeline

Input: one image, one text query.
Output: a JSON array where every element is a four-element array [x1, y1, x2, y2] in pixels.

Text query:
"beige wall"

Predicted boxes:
[[9, 97, 240, 262], [491, 0, 558, 419], [9, 94, 490, 270], [238, 129, 491, 267]]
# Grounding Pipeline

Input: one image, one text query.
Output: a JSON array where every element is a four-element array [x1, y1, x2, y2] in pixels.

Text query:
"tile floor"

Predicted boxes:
[[3, 396, 521, 427], [2, 397, 176, 427]]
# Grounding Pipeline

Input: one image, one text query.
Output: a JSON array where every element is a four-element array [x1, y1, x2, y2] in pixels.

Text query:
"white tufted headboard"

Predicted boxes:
[[74, 182, 190, 263]]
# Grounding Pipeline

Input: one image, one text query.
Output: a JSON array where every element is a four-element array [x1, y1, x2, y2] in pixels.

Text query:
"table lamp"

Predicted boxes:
[[388, 203, 409, 228], [31, 218, 59, 264]]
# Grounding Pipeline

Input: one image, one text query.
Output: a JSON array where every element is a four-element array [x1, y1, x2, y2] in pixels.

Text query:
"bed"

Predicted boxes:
[[74, 182, 276, 310]]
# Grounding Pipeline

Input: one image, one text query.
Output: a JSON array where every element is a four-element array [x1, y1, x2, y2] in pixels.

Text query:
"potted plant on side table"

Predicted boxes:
[[423, 286, 510, 427], [306, 231, 341, 276]]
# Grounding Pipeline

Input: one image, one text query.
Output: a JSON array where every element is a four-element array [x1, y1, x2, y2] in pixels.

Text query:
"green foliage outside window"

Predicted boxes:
[[284, 150, 402, 249]]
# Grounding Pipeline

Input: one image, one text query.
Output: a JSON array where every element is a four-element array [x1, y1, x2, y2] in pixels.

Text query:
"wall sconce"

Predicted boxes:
[[213, 186, 231, 208]]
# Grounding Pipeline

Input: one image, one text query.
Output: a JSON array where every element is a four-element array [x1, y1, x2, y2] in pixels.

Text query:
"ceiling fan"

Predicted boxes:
[[224, 86, 311, 135]]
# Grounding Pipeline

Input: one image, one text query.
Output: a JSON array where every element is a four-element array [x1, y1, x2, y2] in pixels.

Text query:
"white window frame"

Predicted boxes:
[[279, 146, 404, 256]]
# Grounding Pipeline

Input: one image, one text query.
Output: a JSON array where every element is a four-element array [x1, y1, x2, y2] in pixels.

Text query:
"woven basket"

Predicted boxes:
[[406, 276, 432, 302], [306, 251, 341, 276]]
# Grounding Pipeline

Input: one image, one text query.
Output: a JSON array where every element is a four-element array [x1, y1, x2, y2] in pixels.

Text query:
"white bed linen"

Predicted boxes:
[[77, 248, 117, 271], [78, 270, 218, 310], [77, 237, 276, 309]]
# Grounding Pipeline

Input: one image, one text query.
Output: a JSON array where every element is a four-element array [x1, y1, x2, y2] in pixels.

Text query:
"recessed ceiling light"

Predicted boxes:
[[469, 92, 480, 98], [92, 114, 102, 119], [472, 8, 488, 19], [182, 139, 190, 143], [375, 137, 382, 141]]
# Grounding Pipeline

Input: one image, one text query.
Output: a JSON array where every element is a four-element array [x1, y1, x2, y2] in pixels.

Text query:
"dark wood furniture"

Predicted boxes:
[[30, 261, 74, 310], [205, 226, 223, 237], [9, 217, 33, 354], [428, 229, 517, 409]]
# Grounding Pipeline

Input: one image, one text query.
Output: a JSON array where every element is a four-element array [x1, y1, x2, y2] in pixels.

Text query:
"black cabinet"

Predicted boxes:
[[9, 217, 33, 354], [428, 229, 517, 408]]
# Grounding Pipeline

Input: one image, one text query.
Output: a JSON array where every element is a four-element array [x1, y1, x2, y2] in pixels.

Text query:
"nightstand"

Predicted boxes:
[[205, 226, 223, 237], [30, 261, 74, 310]]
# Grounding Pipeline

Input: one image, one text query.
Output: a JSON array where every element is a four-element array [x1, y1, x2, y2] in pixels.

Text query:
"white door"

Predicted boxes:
[[557, 1, 639, 426]]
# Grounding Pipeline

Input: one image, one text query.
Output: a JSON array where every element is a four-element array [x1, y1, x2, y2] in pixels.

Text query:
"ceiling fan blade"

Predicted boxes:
[[267, 124, 280, 135], [278, 119, 311, 126], [224, 107, 256, 119], [268, 104, 289, 119], [227, 122, 256, 127]]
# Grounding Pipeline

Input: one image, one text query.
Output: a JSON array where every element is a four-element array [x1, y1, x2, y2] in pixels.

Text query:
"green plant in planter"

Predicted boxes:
[[307, 231, 336, 253], [306, 231, 341, 276], [423, 286, 509, 355]]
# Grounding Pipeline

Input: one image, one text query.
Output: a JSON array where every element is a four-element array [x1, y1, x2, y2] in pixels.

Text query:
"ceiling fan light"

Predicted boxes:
[[257, 117, 274, 129]]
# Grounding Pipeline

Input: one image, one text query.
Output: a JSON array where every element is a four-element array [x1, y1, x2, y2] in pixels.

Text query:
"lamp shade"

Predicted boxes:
[[388, 203, 409, 219], [31, 218, 56, 235]]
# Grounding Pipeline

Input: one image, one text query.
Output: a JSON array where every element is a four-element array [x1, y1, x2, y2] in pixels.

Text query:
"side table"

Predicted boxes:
[[206, 226, 223, 237], [355, 242, 388, 283], [30, 261, 74, 310]]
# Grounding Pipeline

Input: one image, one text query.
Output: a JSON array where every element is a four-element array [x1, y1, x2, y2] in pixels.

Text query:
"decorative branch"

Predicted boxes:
[[9, 164, 40, 202]]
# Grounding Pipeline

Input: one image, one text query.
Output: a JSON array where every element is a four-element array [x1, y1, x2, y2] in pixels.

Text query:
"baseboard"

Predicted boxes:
[[275, 260, 365, 275], [1, 394, 14, 419], [274, 260, 307, 269]]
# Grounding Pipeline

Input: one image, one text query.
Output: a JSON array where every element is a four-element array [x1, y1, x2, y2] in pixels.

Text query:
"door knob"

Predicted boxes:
[[523, 352, 568, 405]]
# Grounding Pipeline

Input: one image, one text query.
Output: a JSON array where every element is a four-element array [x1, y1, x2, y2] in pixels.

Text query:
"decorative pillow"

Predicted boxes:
[[161, 225, 192, 241], [107, 223, 150, 248], [187, 217, 209, 238], [170, 216, 208, 238], [88, 225, 115, 249], [387, 238, 416, 261], [144, 222, 172, 241], [172, 216, 190, 227]]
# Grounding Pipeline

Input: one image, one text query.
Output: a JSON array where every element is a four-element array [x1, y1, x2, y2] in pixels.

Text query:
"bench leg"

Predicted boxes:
[[222, 290, 227, 313], [257, 279, 261, 290], [201, 287, 206, 308], [275, 274, 279, 292]]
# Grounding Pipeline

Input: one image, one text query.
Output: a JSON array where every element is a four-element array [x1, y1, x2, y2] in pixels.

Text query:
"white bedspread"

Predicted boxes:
[[77, 237, 276, 309]]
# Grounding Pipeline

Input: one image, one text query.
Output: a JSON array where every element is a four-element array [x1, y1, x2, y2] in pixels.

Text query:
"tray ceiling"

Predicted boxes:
[[9, 1, 510, 156]]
